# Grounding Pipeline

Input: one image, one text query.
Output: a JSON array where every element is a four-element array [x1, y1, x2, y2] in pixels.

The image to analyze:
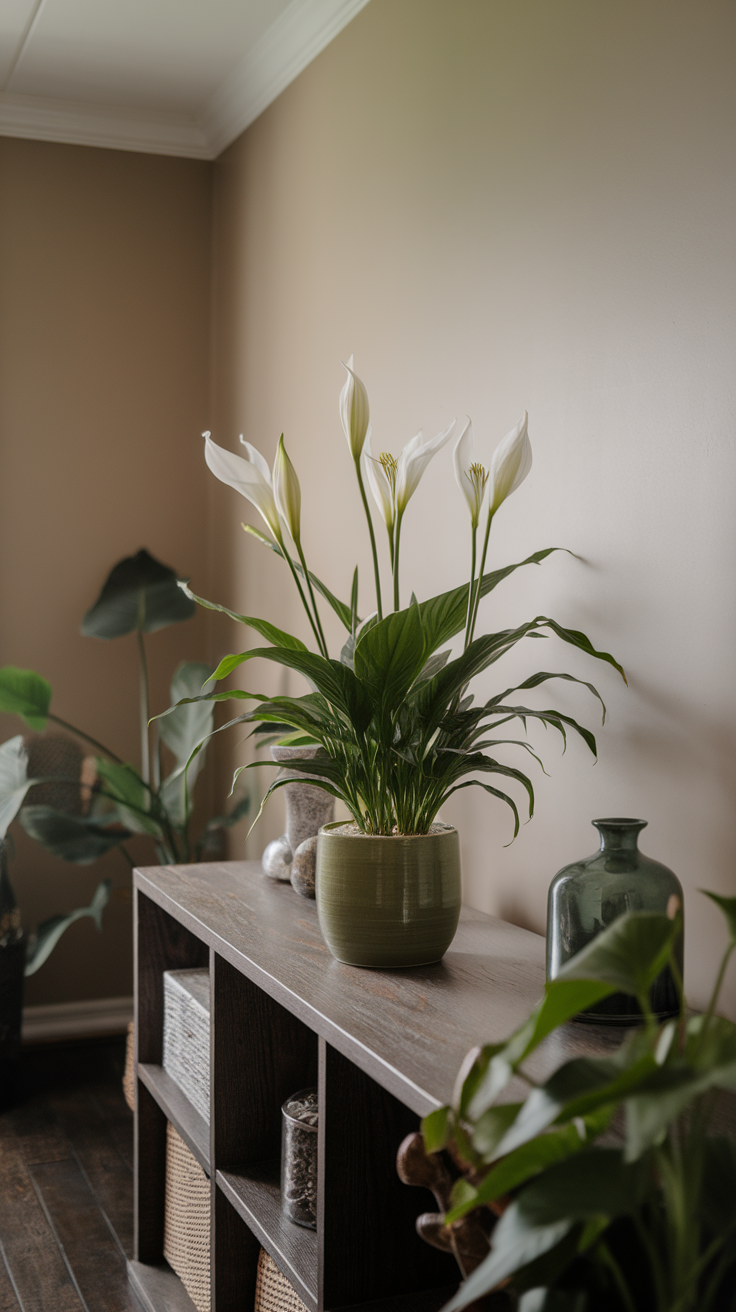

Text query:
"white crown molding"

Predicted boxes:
[[202, 0, 372, 158], [0, 0, 371, 160], [22, 994, 133, 1044], [0, 91, 210, 158]]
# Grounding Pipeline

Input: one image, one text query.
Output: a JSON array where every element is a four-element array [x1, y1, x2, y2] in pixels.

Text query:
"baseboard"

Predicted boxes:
[[22, 994, 134, 1044]]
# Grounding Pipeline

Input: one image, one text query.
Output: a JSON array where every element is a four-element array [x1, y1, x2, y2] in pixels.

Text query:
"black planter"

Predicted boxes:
[[0, 936, 25, 1107], [0, 836, 25, 1108]]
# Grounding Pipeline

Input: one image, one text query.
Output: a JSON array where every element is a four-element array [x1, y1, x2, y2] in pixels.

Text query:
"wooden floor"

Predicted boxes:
[[0, 1037, 137, 1312]]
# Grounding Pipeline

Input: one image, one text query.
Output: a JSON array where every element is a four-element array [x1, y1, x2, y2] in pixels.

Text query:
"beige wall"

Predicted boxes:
[[0, 139, 211, 1005], [209, 0, 736, 1016]]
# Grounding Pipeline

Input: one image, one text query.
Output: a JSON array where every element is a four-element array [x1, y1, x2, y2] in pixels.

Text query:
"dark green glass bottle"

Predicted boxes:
[[546, 818, 684, 1023]]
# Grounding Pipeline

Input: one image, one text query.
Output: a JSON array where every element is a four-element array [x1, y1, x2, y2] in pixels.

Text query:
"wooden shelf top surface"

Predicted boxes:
[[135, 860, 622, 1117]]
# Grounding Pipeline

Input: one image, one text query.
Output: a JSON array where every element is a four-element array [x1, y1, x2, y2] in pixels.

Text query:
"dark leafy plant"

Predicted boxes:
[[420, 895, 736, 1312], [163, 365, 625, 837], [0, 550, 248, 976]]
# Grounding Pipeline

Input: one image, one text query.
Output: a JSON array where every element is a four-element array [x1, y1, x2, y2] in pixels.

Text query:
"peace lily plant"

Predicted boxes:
[[169, 358, 626, 844]]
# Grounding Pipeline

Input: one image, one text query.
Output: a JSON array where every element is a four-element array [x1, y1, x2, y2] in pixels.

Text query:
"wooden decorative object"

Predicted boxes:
[[163, 1122, 211, 1312], [396, 1132, 494, 1278], [163, 968, 210, 1123], [255, 1248, 308, 1312]]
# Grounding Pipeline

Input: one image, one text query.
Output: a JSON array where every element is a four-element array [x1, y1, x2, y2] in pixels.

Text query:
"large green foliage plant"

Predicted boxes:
[[0, 549, 247, 976], [165, 361, 625, 838], [420, 895, 736, 1311]]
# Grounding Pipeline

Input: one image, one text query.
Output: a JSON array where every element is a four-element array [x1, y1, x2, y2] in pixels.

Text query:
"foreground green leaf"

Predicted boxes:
[[19, 806, 131, 863], [82, 549, 195, 638], [25, 879, 111, 976], [0, 667, 51, 730]]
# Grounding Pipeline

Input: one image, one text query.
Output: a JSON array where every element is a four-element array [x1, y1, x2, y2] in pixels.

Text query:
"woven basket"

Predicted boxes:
[[163, 1122, 211, 1312], [122, 1021, 135, 1112], [254, 1249, 308, 1312]]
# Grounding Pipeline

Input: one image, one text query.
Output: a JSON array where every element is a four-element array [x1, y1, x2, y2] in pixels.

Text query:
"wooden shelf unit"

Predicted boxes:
[[130, 859, 624, 1312]]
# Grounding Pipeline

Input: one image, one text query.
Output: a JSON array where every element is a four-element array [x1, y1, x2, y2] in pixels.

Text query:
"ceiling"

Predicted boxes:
[[0, 0, 369, 159]]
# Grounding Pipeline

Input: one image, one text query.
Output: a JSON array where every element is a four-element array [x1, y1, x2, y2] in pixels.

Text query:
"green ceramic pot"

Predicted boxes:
[[315, 821, 461, 968]]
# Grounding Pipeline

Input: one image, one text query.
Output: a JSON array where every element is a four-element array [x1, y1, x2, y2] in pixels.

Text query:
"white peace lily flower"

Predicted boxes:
[[452, 418, 489, 529], [204, 432, 283, 542], [363, 426, 395, 530], [489, 411, 532, 516], [273, 435, 302, 546], [395, 418, 457, 515], [340, 354, 370, 461]]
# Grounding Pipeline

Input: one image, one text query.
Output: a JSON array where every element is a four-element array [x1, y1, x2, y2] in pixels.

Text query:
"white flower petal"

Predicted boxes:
[[396, 418, 456, 513], [340, 355, 370, 460], [489, 411, 532, 514], [239, 436, 272, 485], [204, 434, 282, 540], [273, 436, 302, 544], [363, 427, 394, 529], [451, 417, 485, 524]]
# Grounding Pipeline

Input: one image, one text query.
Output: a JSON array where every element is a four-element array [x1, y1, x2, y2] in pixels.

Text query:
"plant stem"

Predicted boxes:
[[695, 941, 735, 1055], [597, 1240, 638, 1312], [393, 509, 404, 611], [137, 626, 150, 786], [47, 714, 125, 764], [355, 459, 383, 621], [281, 540, 326, 653], [464, 524, 478, 651], [296, 540, 329, 658], [469, 509, 494, 644], [118, 845, 135, 870]]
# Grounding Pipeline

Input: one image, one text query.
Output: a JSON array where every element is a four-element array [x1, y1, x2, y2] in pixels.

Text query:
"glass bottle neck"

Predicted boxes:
[[592, 818, 647, 853]]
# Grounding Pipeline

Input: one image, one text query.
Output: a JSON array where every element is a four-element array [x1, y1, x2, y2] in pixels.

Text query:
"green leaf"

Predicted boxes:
[[484, 705, 598, 757], [24, 879, 110, 976], [554, 911, 681, 1000], [19, 806, 131, 863], [461, 981, 616, 1126], [488, 671, 606, 724], [441, 779, 521, 840], [471, 1101, 523, 1158], [440, 1205, 573, 1312], [178, 584, 308, 652], [421, 1106, 451, 1153], [512, 979, 618, 1069], [354, 601, 427, 716], [531, 618, 626, 684], [81, 549, 195, 638], [493, 1055, 658, 1158], [95, 759, 161, 838], [158, 662, 216, 826], [0, 735, 33, 840], [516, 1149, 647, 1225], [417, 548, 566, 654], [625, 1017, 736, 1158], [246, 772, 346, 837], [701, 1136, 736, 1233], [448, 1113, 613, 1222], [703, 889, 736, 943], [0, 667, 51, 730]]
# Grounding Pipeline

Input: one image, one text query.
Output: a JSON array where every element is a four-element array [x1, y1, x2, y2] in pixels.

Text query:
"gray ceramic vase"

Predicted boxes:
[[315, 821, 462, 968], [261, 746, 335, 898]]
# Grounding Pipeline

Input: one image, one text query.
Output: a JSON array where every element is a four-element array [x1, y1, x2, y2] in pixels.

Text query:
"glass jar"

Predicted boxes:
[[280, 1087, 318, 1228], [546, 818, 684, 1024]]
